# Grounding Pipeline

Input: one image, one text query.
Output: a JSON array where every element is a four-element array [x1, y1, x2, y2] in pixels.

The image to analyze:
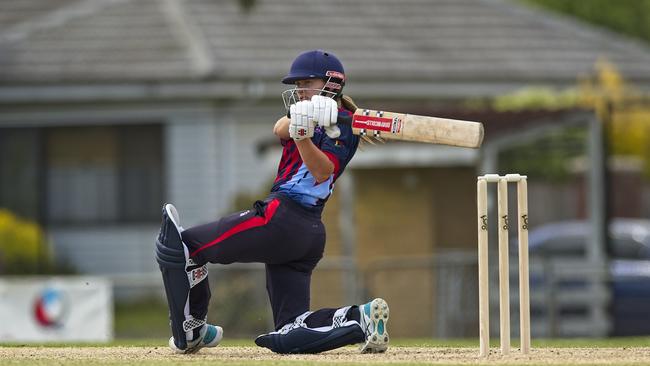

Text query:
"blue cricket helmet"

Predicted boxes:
[[282, 49, 345, 90]]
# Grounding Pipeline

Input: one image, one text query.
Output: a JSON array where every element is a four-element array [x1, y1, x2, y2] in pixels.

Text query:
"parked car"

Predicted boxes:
[[523, 219, 650, 336]]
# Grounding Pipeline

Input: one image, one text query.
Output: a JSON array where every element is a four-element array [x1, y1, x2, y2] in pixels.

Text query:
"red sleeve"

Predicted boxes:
[[322, 151, 342, 178]]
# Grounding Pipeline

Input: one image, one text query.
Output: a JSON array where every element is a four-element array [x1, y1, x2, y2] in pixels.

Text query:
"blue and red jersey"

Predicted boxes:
[[270, 109, 359, 212]]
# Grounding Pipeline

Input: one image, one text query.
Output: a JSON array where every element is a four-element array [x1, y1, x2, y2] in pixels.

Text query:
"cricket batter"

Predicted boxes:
[[155, 49, 389, 354]]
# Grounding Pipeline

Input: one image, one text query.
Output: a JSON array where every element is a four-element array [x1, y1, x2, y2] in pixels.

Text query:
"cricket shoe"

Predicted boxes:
[[358, 298, 389, 353], [169, 324, 223, 354]]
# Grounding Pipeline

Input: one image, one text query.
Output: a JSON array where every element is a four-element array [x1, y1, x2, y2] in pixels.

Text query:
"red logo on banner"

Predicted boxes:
[[33, 288, 68, 328]]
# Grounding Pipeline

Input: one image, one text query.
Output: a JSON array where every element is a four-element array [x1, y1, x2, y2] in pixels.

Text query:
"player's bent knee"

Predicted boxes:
[[156, 238, 186, 269]]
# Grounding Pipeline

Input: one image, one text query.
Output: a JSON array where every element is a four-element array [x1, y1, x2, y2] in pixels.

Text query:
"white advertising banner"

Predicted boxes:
[[0, 276, 113, 342]]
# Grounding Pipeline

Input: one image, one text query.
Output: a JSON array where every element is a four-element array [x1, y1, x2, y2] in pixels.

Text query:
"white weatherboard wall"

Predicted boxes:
[[49, 225, 160, 274], [165, 117, 222, 226], [231, 111, 281, 194], [166, 107, 282, 227], [44, 105, 280, 276], [0, 277, 113, 342]]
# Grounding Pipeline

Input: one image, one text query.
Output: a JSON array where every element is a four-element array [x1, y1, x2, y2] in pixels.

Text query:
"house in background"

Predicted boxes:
[[2, 0, 650, 337]]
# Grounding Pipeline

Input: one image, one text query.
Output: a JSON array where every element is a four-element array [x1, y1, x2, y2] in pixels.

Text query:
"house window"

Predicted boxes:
[[46, 126, 120, 223], [118, 125, 164, 222], [0, 129, 41, 221], [0, 124, 163, 225]]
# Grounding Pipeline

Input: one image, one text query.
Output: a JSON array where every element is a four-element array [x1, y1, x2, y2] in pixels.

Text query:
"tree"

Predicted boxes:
[[523, 0, 650, 45], [491, 60, 650, 178], [0, 209, 71, 274]]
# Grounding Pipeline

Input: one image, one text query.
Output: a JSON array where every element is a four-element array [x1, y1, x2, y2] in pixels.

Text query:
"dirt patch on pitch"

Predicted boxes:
[[1, 346, 649, 365]]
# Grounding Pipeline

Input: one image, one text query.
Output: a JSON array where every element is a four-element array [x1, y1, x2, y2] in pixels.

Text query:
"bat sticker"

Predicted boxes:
[[352, 114, 394, 132], [391, 116, 402, 134]]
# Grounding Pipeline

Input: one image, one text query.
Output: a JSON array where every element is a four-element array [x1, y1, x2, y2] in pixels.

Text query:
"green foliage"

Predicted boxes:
[[493, 87, 579, 112], [0, 209, 47, 274], [523, 0, 650, 44], [578, 60, 650, 177], [489, 60, 650, 180], [0, 209, 73, 274], [0, 209, 42, 267], [499, 128, 587, 182]]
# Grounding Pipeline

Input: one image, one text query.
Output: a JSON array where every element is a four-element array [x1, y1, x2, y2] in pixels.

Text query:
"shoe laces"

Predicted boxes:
[[360, 304, 374, 337]]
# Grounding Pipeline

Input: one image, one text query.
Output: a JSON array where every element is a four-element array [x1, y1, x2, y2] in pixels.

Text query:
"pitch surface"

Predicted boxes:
[[1, 346, 649, 365]]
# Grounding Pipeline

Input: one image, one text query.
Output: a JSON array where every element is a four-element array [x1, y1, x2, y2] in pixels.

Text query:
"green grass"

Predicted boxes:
[[3, 336, 650, 348], [113, 298, 171, 339]]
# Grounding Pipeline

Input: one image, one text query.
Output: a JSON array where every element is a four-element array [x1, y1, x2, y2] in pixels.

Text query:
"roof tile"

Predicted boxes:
[[0, 0, 649, 86]]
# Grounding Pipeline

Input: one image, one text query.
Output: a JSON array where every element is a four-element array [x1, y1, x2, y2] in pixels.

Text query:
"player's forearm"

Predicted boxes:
[[294, 139, 334, 183], [273, 116, 291, 140]]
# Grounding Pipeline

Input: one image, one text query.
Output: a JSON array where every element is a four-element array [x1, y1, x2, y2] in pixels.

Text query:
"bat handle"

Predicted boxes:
[[286, 111, 353, 126]]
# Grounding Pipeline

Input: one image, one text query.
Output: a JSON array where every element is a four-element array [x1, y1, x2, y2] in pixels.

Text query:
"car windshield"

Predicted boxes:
[[532, 235, 586, 258], [529, 223, 650, 260], [610, 236, 650, 259]]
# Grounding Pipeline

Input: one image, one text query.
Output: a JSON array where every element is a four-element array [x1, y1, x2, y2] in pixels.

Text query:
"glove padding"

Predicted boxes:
[[289, 101, 316, 141], [311, 95, 338, 127], [324, 126, 340, 139]]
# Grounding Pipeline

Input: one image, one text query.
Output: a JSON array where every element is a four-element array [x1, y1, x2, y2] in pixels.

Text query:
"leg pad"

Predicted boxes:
[[255, 325, 365, 354], [155, 206, 208, 350]]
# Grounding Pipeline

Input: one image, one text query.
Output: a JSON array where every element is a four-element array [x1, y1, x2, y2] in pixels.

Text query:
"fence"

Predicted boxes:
[[365, 251, 611, 338], [495, 258, 611, 338], [110, 252, 613, 338]]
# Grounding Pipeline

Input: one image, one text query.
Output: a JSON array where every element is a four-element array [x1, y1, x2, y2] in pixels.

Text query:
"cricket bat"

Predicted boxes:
[[339, 109, 484, 148]]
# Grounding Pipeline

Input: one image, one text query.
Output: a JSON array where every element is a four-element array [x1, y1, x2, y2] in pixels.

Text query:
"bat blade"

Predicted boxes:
[[347, 109, 484, 148]]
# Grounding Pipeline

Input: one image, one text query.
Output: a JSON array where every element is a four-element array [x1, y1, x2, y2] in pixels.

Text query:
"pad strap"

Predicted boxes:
[[332, 306, 351, 329], [183, 316, 207, 333], [187, 264, 208, 288]]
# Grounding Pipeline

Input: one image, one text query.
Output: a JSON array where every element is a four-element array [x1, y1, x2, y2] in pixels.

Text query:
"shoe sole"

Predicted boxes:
[[169, 336, 205, 354], [360, 298, 389, 353], [169, 325, 223, 354]]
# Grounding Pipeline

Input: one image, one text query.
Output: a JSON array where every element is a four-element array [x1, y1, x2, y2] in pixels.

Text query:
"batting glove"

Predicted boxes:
[[311, 95, 338, 127], [289, 101, 316, 141], [324, 126, 341, 139]]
